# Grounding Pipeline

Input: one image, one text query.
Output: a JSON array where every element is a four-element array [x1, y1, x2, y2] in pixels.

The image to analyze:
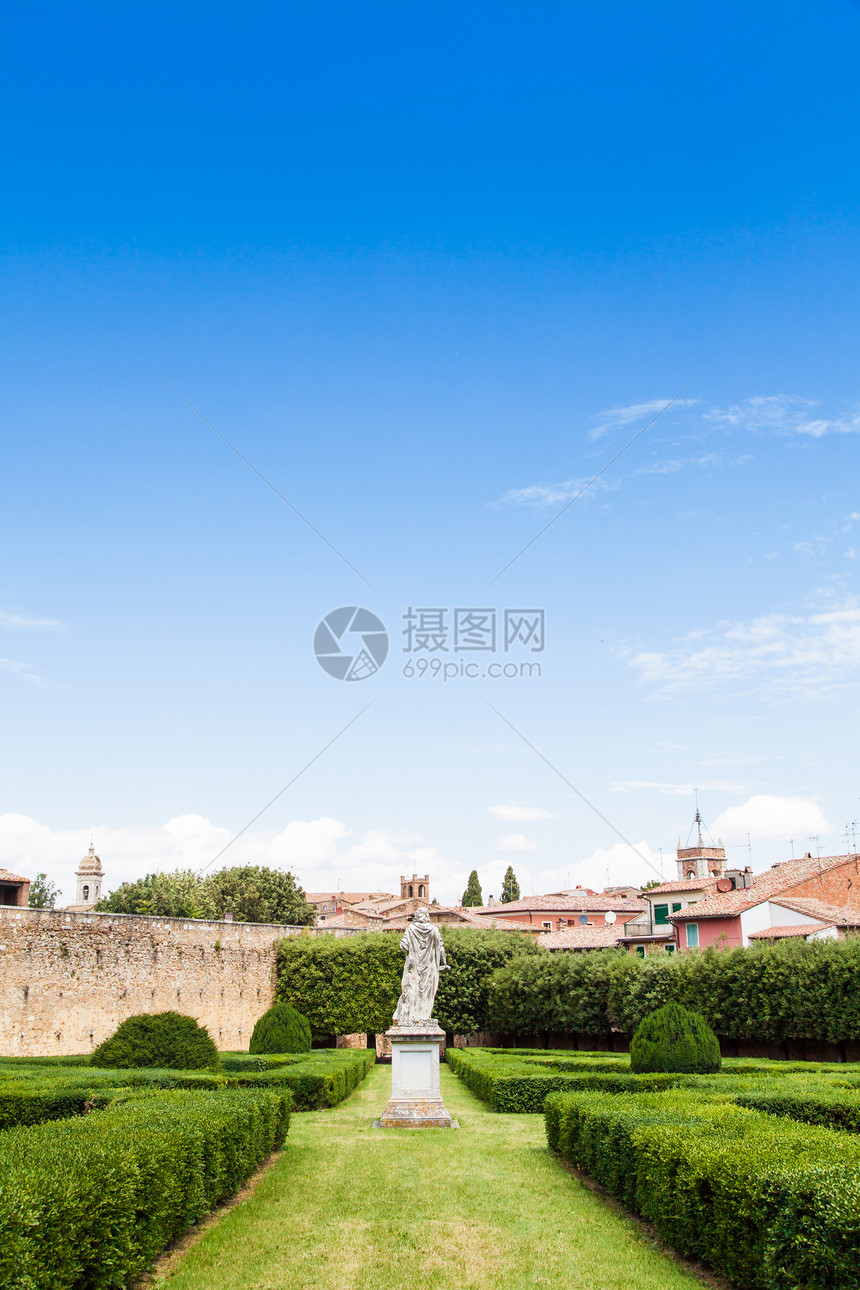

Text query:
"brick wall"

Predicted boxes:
[[786, 858, 860, 909], [0, 907, 351, 1057]]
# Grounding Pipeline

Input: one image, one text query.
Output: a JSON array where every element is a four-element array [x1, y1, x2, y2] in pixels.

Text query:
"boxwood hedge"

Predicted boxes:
[[545, 1087, 860, 1289], [0, 1087, 289, 1289]]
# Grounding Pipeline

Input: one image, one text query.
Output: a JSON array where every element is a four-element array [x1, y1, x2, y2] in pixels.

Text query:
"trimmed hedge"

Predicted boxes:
[[630, 1003, 721, 1074], [545, 1087, 860, 1289], [0, 1048, 374, 1125], [91, 1011, 219, 1070], [446, 1048, 694, 1112], [0, 1087, 289, 1289], [486, 935, 860, 1045], [250, 1002, 312, 1054], [276, 927, 542, 1036], [736, 1086, 860, 1134]]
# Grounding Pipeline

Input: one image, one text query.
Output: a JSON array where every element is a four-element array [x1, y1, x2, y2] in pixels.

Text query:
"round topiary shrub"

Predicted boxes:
[[91, 1011, 219, 1069], [629, 1002, 721, 1074], [249, 1001, 312, 1054]]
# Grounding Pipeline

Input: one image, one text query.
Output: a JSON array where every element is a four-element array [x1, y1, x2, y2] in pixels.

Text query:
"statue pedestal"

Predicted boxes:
[[374, 1021, 458, 1129]]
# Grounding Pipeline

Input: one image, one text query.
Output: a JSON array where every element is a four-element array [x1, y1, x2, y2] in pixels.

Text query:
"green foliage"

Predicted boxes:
[[276, 927, 541, 1036], [447, 1048, 692, 1112], [630, 1003, 721, 1074], [486, 935, 860, 1045], [462, 869, 483, 907], [96, 864, 315, 925], [736, 1086, 860, 1134], [488, 947, 625, 1037], [91, 1011, 219, 1070], [0, 1087, 289, 1289], [27, 872, 60, 909], [198, 865, 316, 925], [545, 1087, 860, 1289], [249, 1002, 312, 1054], [500, 865, 520, 903]]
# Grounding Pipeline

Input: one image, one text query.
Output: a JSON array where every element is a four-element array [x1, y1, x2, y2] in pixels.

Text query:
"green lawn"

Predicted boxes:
[[158, 1064, 704, 1290]]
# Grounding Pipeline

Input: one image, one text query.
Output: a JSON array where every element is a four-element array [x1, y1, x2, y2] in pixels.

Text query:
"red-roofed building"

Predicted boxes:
[[0, 869, 30, 907], [467, 891, 646, 933], [670, 852, 860, 950]]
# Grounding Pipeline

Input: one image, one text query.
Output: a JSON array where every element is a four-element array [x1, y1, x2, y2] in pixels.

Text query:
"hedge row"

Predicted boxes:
[[545, 1088, 860, 1289], [446, 1048, 695, 1112], [0, 1049, 375, 1127], [487, 936, 860, 1044], [0, 1087, 289, 1289], [736, 1086, 860, 1134], [276, 928, 541, 1035]]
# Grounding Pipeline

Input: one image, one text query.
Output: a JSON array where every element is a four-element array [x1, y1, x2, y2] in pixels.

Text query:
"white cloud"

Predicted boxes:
[[711, 795, 830, 843], [495, 833, 538, 852], [610, 779, 747, 795], [0, 813, 452, 906], [0, 658, 43, 686], [494, 475, 618, 509], [0, 610, 65, 631], [590, 398, 697, 441], [706, 394, 860, 438], [627, 594, 860, 699], [539, 840, 667, 891], [487, 804, 554, 821]]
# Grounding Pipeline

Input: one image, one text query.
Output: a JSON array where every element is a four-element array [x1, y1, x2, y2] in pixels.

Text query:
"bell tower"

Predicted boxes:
[[400, 873, 430, 902], [676, 810, 725, 881], [75, 843, 104, 907]]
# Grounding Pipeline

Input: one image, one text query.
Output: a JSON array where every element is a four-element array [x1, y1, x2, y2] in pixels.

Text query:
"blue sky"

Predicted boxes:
[[2, 1, 860, 904]]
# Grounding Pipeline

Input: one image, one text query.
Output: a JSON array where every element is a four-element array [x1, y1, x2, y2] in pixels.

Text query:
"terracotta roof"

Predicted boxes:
[[644, 878, 720, 896], [450, 908, 542, 932], [317, 912, 382, 928], [669, 853, 860, 920], [0, 869, 28, 884], [539, 924, 627, 950], [350, 897, 423, 914], [768, 896, 860, 926], [749, 923, 831, 940], [306, 891, 394, 904], [470, 894, 646, 915]]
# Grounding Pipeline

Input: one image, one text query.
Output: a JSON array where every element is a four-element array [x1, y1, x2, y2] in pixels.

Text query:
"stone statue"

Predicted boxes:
[[393, 908, 449, 1026]]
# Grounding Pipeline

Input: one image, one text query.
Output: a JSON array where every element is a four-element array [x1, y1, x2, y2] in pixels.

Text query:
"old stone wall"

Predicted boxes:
[[0, 907, 352, 1057]]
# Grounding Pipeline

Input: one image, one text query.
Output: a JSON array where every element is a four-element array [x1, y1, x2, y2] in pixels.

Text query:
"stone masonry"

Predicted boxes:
[[0, 907, 351, 1057]]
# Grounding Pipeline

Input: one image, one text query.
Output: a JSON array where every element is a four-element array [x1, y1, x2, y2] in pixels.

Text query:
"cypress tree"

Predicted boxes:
[[462, 870, 483, 907], [500, 866, 521, 903]]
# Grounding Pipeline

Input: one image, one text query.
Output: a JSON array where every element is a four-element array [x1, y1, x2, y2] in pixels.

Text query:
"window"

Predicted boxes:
[[542, 921, 552, 929], [654, 903, 669, 925], [686, 923, 699, 949], [418, 885, 425, 897], [664, 944, 675, 955], [82, 885, 89, 902], [686, 870, 697, 879], [672, 902, 682, 913], [635, 946, 646, 958]]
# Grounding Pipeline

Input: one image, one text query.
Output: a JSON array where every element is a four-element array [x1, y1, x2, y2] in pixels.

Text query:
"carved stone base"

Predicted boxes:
[[374, 1021, 458, 1129]]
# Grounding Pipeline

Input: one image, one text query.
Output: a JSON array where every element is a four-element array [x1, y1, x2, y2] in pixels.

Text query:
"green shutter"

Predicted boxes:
[[654, 903, 669, 925]]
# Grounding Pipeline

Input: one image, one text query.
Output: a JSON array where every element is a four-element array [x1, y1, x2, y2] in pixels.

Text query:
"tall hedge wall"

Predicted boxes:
[[276, 928, 541, 1035], [487, 937, 860, 1044]]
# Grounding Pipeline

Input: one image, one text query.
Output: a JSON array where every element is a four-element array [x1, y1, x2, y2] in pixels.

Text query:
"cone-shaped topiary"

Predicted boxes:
[[91, 1011, 219, 1069], [249, 1001, 312, 1054], [629, 1002, 721, 1074]]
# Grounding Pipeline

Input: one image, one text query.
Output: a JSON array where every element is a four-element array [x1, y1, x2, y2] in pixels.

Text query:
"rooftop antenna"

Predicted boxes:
[[808, 834, 822, 860], [789, 838, 795, 860], [658, 846, 664, 881], [747, 832, 752, 866]]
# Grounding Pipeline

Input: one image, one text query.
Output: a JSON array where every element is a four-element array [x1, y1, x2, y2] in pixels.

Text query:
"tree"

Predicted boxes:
[[199, 866, 315, 925], [97, 865, 316, 926], [500, 866, 520, 903], [629, 1002, 721, 1074], [462, 869, 483, 907], [28, 873, 61, 910]]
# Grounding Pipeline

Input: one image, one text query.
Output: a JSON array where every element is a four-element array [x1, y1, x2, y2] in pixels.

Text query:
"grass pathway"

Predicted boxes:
[[159, 1065, 703, 1290]]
